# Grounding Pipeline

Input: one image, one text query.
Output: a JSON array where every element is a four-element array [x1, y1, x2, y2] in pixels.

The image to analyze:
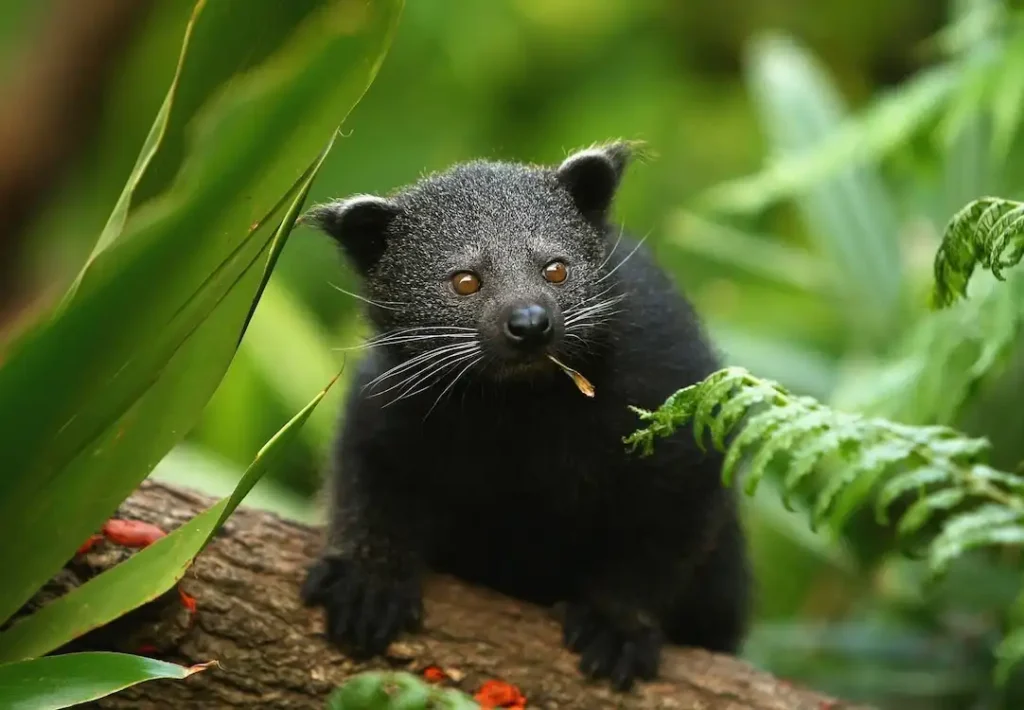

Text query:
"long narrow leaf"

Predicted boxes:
[[0, 0, 404, 625], [0, 374, 338, 662], [0, 652, 212, 710], [698, 63, 959, 217], [64, 1, 205, 296], [0, 134, 340, 625], [664, 211, 833, 297], [729, 33, 909, 343]]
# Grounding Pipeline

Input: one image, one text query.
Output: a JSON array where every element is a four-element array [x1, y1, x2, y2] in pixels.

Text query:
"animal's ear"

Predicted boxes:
[[555, 141, 634, 221], [304, 195, 402, 272]]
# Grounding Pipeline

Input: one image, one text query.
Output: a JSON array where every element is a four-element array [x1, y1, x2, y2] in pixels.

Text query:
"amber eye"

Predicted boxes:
[[451, 271, 481, 295], [543, 260, 568, 284]]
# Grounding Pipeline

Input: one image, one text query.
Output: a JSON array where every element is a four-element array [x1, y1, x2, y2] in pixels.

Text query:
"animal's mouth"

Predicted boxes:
[[488, 350, 595, 397], [492, 352, 553, 377]]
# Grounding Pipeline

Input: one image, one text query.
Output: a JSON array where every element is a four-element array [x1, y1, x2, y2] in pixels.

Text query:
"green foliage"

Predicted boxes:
[[656, 7, 1024, 687], [0, 0, 401, 628], [831, 195, 1024, 428], [933, 197, 1024, 307], [831, 268, 1024, 427], [326, 672, 479, 710], [0, 652, 213, 710], [0, 0, 401, 702], [0, 372, 336, 662], [730, 32, 907, 344], [627, 364, 1024, 681], [3, 0, 1024, 707]]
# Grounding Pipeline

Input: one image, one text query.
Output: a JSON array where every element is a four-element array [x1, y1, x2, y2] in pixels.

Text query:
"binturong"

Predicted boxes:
[[300, 141, 751, 692]]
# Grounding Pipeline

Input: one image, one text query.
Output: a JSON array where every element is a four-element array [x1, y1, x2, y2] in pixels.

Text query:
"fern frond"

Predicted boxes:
[[627, 366, 1024, 569], [877, 467, 953, 523], [929, 504, 1024, 574], [627, 367, 1024, 681], [933, 197, 1024, 308], [897, 488, 969, 537]]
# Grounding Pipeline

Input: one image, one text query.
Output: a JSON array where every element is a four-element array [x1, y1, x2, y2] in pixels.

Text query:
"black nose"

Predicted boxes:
[[504, 304, 552, 346]]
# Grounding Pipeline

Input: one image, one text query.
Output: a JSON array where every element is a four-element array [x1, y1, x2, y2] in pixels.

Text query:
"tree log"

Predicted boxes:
[[39, 481, 867, 709]]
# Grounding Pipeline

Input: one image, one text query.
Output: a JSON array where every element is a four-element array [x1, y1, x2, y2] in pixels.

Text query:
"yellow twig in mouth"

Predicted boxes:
[[547, 355, 595, 398]]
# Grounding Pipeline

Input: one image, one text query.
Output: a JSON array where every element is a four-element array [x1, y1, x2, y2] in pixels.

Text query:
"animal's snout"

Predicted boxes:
[[503, 303, 553, 348]]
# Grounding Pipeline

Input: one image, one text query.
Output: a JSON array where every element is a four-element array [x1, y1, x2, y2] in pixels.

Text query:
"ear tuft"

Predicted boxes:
[[304, 195, 401, 272], [555, 140, 646, 220]]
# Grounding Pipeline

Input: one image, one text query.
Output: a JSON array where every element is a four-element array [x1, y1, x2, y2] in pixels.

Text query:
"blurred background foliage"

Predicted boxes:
[[2, 0, 1024, 708]]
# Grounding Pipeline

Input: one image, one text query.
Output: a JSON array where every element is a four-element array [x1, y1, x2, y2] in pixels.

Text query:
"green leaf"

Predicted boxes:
[[831, 265, 1024, 429], [327, 672, 394, 708], [149, 443, 315, 523], [932, 197, 1024, 308], [238, 277, 349, 452], [663, 211, 833, 297], [812, 438, 915, 527], [995, 625, 1024, 685], [876, 467, 954, 524], [697, 63, 959, 216], [0, 369, 340, 661], [0, 0, 403, 626], [711, 383, 773, 451], [930, 511, 1024, 575], [744, 410, 828, 496], [721, 404, 792, 488], [708, 325, 838, 402], [629, 367, 1024, 558], [937, 0, 1004, 215], [60, 1, 202, 303], [989, 38, 1024, 157], [898, 488, 969, 537], [971, 464, 1024, 493], [326, 671, 480, 710], [0, 652, 212, 710], [693, 371, 743, 450], [728, 32, 907, 342]]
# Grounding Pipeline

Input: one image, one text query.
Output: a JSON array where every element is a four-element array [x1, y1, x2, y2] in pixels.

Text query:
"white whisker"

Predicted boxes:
[[562, 283, 618, 315], [386, 347, 480, 400], [424, 354, 484, 419], [596, 223, 625, 272], [564, 298, 625, 327], [368, 343, 479, 397], [328, 282, 408, 311], [364, 341, 477, 391], [367, 325, 476, 343], [384, 348, 481, 407], [596, 233, 649, 284], [333, 333, 475, 352]]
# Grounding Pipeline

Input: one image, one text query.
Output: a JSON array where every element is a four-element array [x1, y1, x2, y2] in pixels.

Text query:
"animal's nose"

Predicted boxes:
[[504, 304, 552, 346]]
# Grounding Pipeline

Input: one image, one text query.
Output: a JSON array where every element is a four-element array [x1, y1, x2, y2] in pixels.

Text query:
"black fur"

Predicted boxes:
[[301, 142, 751, 692]]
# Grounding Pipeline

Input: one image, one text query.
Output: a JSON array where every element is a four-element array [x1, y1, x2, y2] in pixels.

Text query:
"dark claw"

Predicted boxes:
[[301, 556, 422, 659], [562, 601, 662, 691]]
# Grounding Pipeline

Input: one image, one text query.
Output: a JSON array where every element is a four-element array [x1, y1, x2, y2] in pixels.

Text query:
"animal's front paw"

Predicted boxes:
[[301, 556, 423, 659], [562, 601, 662, 691]]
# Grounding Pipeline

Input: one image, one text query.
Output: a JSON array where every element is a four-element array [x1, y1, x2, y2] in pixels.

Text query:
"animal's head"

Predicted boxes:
[[306, 141, 640, 390]]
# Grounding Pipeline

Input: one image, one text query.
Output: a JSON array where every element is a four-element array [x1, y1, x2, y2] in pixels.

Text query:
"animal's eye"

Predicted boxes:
[[542, 260, 568, 284], [451, 271, 481, 295]]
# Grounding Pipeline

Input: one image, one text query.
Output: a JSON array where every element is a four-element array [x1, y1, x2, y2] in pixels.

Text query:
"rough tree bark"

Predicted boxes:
[[36, 481, 867, 709]]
